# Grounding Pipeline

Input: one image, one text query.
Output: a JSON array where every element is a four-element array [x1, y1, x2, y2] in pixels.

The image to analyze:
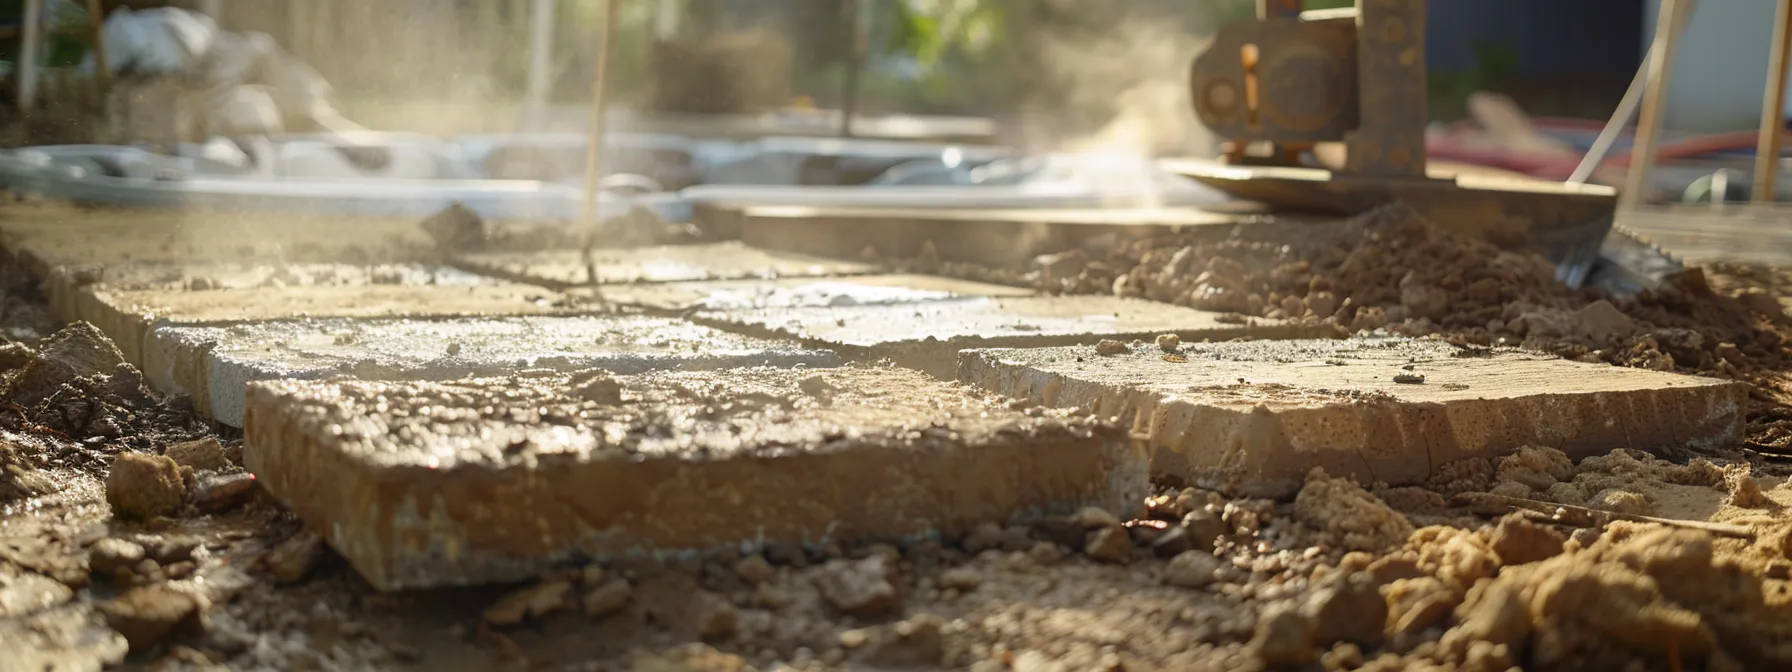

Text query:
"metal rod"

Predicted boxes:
[[581, 0, 620, 228], [18, 0, 43, 110], [1757, 0, 1792, 202], [1621, 0, 1691, 211]]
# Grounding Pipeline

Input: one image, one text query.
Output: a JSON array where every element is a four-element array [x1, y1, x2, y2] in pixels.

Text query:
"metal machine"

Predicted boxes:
[[1174, 0, 1653, 290]]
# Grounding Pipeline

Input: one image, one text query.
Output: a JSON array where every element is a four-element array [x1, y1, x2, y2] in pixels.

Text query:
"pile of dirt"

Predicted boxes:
[[0, 322, 208, 471]]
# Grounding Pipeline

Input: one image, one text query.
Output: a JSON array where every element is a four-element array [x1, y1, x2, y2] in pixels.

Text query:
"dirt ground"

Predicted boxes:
[[7, 204, 1792, 671]]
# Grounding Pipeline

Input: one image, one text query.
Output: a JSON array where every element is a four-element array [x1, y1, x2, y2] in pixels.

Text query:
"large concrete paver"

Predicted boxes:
[[0, 203, 434, 276], [592, 273, 1033, 313], [242, 366, 1147, 590], [147, 315, 840, 427], [47, 263, 569, 368], [695, 295, 1335, 379], [960, 337, 1748, 497], [453, 241, 880, 289]]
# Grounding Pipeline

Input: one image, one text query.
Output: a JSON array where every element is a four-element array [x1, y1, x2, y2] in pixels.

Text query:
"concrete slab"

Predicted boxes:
[[735, 205, 1246, 267], [593, 274, 1033, 313], [695, 295, 1334, 379], [452, 242, 880, 290], [0, 203, 435, 277], [241, 366, 1147, 590], [145, 315, 840, 427], [43, 263, 561, 368], [959, 337, 1749, 497]]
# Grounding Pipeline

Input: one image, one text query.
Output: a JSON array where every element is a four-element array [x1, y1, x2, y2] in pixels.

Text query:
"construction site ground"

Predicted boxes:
[[6, 197, 1792, 672]]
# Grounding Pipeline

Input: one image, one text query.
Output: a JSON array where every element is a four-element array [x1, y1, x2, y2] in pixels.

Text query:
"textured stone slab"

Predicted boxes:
[[453, 241, 879, 289], [0, 203, 434, 277], [594, 274, 1033, 313], [960, 337, 1749, 497], [46, 263, 564, 368], [242, 367, 1147, 590], [146, 316, 840, 426], [696, 295, 1334, 379]]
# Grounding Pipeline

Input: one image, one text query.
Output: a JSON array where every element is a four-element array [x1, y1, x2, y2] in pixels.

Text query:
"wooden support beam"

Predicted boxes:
[[1621, 0, 1691, 210], [1756, 0, 1792, 202]]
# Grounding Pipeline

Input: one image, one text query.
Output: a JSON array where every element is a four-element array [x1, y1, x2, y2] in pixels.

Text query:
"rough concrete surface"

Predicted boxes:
[[696, 295, 1335, 379], [43, 262, 497, 323], [453, 242, 879, 289], [144, 315, 842, 426], [594, 273, 1033, 313], [54, 265, 571, 369], [960, 336, 1748, 497], [0, 203, 436, 276], [241, 366, 1147, 590]]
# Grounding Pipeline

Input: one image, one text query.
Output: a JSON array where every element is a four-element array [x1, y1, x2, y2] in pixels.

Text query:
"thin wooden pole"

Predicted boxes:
[[18, 0, 43, 110], [581, 0, 620, 228], [1756, 0, 1792, 202], [84, 0, 108, 79], [1621, 0, 1691, 210], [839, 0, 865, 139]]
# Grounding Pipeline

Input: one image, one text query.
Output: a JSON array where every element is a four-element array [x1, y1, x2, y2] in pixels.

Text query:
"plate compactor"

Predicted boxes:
[[1171, 0, 1680, 293]]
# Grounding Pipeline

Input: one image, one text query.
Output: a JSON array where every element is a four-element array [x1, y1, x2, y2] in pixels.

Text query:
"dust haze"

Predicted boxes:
[[1014, 14, 1217, 158]]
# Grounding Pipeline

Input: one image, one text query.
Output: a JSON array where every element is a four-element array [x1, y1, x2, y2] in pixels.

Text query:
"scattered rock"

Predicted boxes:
[[1155, 333, 1181, 352], [848, 614, 947, 667], [582, 579, 632, 617], [483, 579, 572, 626], [0, 572, 75, 618], [962, 522, 1005, 554], [191, 472, 257, 512], [0, 604, 127, 670], [89, 538, 147, 578], [1723, 464, 1773, 509], [262, 530, 325, 584], [1590, 489, 1651, 515], [1302, 574, 1386, 646], [1486, 514, 1566, 566], [163, 438, 230, 473], [1164, 550, 1221, 589], [0, 438, 53, 502], [1571, 300, 1638, 342], [938, 567, 982, 591], [1083, 526, 1133, 564], [105, 452, 185, 520], [1094, 339, 1129, 356], [814, 556, 901, 617], [1071, 506, 1122, 529], [1249, 603, 1315, 665], [1292, 468, 1414, 552], [96, 585, 202, 653], [4, 322, 128, 409], [733, 555, 775, 584], [1180, 509, 1226, 552], [1494, 445, 1575, 492], [690, 590, 738, 640]]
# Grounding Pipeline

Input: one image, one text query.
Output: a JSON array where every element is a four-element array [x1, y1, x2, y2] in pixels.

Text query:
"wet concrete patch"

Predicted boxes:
[[960, 337, 1748, 497], [694, 295, 1335, 379], [452, 242, 880, 289], [145, 315, 840, 426], [593, 274, 1033, 313], [241, 366, 1147, 590]]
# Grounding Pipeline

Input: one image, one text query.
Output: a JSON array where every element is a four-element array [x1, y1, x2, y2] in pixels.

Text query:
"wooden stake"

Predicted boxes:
[[18, 0, 43, 110], [1756, 0, 1792, 202], [1621, 0, 1691, 210], [84, 0, 108, 79], [581, 0, 620, 228]]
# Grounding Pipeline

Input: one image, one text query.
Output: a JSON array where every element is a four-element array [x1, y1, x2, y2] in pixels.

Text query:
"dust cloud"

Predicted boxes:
[[1013, 13, 1218, 159]]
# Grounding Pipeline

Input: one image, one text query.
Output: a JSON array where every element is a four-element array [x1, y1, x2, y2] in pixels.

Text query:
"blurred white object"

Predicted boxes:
[[89, 7, 219, 75], [86, 7, 367, 139]]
